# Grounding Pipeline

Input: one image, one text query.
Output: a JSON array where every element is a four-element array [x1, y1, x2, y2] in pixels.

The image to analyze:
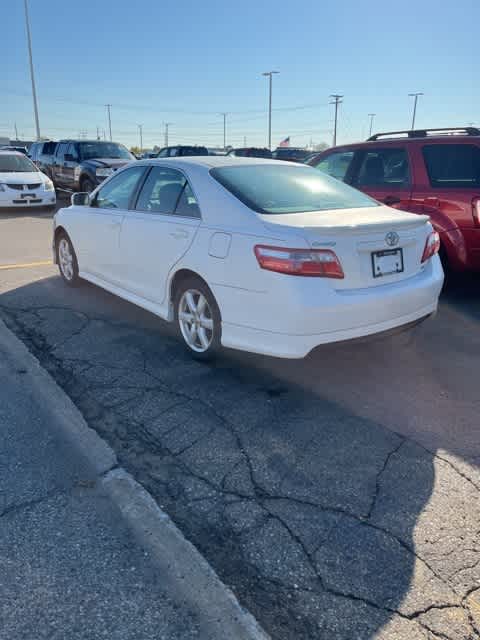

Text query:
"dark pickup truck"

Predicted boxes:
[[42, 140, 135, 193]]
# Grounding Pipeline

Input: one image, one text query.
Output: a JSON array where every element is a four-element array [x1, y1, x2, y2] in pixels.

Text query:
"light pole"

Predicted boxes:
[[137, 124, 143, 151], [24, 0, 41, 140], [368, 113, 376, 138], [220, 113, 227, 151], [164, 122, 172, 147], [330, 94, 343, 147], [408, 93, 423, 130], [262, 71, 279, 150], [105, 104, 112, 140]]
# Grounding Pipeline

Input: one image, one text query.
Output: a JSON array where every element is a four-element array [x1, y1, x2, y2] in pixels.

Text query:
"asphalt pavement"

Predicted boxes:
[[1, 207, 480, 639], [0, 314, 268, 640]]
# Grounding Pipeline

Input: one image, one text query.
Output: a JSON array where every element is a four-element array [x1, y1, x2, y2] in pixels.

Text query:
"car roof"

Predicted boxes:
[[135, 156, 298, 169], [0, 150, 24, 155]]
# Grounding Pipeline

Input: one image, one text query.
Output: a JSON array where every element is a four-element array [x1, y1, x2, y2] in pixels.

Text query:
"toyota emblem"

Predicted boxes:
[[385, 231, 399, 247]]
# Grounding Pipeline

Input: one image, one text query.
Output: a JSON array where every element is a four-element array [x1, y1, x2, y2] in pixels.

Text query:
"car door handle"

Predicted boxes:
[[383, 195, 402, 206], [169, 230, 189, 240]]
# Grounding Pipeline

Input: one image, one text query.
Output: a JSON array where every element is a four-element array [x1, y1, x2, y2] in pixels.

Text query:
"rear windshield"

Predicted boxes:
[[423, 144, 480, 188], [274, 149, 309, 160], [180, 147, 209, 156], [210, 164, 379, 214], [0, 154, 38, 172]]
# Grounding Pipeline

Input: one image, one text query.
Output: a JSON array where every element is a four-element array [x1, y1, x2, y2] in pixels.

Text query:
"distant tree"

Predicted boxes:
[[314, 142, 329, 151], [130, 146, 141, 155]]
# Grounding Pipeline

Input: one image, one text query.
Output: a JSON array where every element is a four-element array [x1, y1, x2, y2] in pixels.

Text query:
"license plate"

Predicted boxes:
[[371, 249, 404, 278], [21, 193, 36, 198]]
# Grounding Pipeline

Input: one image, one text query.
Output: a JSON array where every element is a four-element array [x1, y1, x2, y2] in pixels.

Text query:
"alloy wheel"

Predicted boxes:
[[178, 289, 214, 353]]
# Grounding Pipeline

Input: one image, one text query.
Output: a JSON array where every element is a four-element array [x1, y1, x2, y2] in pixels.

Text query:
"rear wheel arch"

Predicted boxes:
[[169, 269, 221, 318]]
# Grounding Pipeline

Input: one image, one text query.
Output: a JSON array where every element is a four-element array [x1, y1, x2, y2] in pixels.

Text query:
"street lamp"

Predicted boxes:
[[262, 71, 279, 150], [137, 124, 143, 151], [164, 122, 172, 147], [105, 104, 112, 140], [368, 113, 376, 138], [23, 0, 41, 140], [408, 93, 423, 130], [220, 113, 227, 151]]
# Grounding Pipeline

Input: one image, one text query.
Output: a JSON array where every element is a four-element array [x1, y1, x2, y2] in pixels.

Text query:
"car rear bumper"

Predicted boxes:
[[215, 256, 444, 358]]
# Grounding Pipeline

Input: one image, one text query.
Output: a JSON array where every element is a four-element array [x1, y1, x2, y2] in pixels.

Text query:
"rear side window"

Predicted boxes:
[[423, 144, 480, 188], [355, 148, 410, 187], [313, 151, 354, 181], [135, 166, 200, 217]]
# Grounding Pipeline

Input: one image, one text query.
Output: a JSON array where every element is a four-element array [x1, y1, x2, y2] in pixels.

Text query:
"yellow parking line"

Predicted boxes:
[[0, 260, 52, 271]]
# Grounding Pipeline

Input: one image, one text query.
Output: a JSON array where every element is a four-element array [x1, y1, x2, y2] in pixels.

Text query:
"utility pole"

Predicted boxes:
[[96, 126, 100, 141], [103, 129, 106, 141], [368, 113, 376, 138], [220, 113, 227, 151], [14, 123, 19, 141], [164, 122, 172, 147], [137, 124, 143, 151], [105, 104, 112, 140], [24, 0, 41, 140], [262, 71, 280, 150], [243, 136, 247, 147], [408, 92, 423, 130], [330, 94, 343, 147]]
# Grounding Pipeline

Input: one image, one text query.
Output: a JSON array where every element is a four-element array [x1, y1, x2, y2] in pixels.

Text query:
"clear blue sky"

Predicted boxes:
[[2, 0, 478, 149]]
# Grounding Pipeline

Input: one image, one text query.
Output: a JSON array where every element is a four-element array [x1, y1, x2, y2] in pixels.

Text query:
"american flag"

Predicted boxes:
[[278, 136, 290, 148]]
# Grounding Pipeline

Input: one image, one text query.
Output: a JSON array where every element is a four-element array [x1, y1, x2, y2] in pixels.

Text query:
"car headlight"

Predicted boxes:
[[44, 178, 54, 191], [96, 167, 114, 178]]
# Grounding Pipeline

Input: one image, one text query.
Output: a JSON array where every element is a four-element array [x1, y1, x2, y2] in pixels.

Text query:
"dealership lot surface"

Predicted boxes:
[[1, 207, 480, 639]]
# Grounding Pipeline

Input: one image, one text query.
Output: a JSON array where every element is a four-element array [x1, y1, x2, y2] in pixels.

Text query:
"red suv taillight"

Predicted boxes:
[[254, 245, 344, 278], [421, 231, 441, 263], [472, 197, 480, 227]]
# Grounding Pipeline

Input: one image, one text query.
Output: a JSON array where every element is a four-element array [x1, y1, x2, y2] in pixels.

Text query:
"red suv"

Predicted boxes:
[[308, 127, 480, 271]]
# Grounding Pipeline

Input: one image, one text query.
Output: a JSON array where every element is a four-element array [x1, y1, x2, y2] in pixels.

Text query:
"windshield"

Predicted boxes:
[[210, 164, 380, 214], [0, 154, 38, 173], [78, 142, 133, 161]]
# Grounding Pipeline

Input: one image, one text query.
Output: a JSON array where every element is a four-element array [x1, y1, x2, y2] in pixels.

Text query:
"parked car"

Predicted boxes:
[[0, 145, 28, 155], [228, 147, 272, 158], [308, 127, 480, 272], [272, 148, 310, 163], [44, 140, 135, 193], [53, 157, 442, 359], [0, 150, 56, 210], [28, 140, 58, 173], [155, 146, 209, 158]]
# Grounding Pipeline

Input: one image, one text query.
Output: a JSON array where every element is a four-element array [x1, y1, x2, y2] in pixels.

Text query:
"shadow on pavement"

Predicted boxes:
[[0, 274, 479, 639]]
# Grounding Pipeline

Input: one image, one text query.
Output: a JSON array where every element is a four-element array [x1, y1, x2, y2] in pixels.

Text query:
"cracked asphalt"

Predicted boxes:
[[1, 209, 480, 639]]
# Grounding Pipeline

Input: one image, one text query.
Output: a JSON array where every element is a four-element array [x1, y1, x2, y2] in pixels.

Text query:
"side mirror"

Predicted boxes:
[[64, 153, 77, 162], [71, 192, 90, 206]]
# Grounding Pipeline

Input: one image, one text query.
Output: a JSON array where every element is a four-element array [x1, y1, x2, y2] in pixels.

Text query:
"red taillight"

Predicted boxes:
[[421, 231, 441, 263], [472, 197, 480, 227], [254, 245, 344, 278]]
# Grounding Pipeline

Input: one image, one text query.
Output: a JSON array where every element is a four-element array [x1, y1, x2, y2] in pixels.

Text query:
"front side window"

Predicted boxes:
[[78, 142, 133, 161], [313, 151, 354, 181], [156, 148, 168, 158], [354, 148, 410, 187], [211, 164, 379, 214], [135, 167, 191, 214], [423, 144, 480, 188], [0, 154, 38, 173], [56, 143, 68, 160], [93, 166, 145, 210]]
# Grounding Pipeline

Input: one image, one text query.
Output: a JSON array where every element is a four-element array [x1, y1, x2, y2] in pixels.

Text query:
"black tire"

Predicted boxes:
[[173, 276, 221, 361], [56, 231, 80, 287], [80, 177, 95, 193]]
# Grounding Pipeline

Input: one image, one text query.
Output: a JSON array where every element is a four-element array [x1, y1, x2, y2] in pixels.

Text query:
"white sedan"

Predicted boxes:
[[53, 157, 443, 359], [0, 150, 56, 209]]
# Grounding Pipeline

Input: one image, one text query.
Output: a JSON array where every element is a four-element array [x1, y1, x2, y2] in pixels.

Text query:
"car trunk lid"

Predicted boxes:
[[260, 205, 432, 289]]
